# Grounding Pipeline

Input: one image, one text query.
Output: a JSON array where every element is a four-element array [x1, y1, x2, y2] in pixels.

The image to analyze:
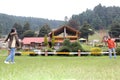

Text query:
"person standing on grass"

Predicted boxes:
[[103, 36, 116, 59], [4, 28, 20, 64]]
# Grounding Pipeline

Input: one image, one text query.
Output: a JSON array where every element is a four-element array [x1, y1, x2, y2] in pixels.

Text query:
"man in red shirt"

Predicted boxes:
[[104, 36, 116, 59]]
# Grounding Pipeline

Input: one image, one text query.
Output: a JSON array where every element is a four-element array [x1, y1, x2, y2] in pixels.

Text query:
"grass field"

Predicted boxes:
[[0, 53, 120, 80]]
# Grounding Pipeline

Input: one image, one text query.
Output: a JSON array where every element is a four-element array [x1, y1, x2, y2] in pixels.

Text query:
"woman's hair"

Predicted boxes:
[[10, 28, 16, 33]]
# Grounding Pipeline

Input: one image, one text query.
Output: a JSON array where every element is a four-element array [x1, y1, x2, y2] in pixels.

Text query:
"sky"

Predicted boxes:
[[0, 0, 120, 21]]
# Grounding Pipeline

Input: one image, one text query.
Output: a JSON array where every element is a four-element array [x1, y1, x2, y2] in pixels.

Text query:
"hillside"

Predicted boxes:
[[70, 4, 120, 30], [0, 13, 64, 34]]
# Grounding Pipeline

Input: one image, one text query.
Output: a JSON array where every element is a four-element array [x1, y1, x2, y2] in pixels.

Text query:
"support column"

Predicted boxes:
[[78, 50, 81, 56]]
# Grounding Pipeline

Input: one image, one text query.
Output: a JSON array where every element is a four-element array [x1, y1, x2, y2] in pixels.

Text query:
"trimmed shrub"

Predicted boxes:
[[116, 47, 120, 55], [57, 46, 71, 52], [71, 41, 84, 52], [63, 39, 71, 47], [91, 47, 102, 56]]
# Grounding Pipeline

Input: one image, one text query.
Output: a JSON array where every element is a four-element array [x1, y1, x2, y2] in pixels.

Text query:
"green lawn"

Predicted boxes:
[[0, 54, 120, 80]]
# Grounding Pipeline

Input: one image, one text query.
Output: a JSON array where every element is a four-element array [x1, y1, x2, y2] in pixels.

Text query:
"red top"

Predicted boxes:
[[106, 39, 116, 48]]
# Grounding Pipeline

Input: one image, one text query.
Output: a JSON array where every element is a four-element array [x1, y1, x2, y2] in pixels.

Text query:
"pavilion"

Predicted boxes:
[[48, 25, 80, 44]]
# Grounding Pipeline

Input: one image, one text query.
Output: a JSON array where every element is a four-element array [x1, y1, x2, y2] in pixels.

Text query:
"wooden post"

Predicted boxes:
[[78, 50, 81, 56], [45, 49, 48, 56]]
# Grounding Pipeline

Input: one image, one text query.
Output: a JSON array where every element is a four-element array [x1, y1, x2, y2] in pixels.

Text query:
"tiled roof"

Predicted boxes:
[[22, 37, 44, 44]]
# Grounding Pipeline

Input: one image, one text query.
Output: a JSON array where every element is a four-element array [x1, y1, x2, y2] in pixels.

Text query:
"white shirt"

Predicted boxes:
[[11, 36, 16, 48]]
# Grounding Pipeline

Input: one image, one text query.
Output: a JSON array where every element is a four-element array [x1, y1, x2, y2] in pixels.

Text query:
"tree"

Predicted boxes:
[[68, 19, 80, 30], [80, 22, 94, 41], [71, 41, 84, 52], [12, 23, 23, 39], [0, 24, 2, 37], [51, 32, 55, 47], [109, 21, 120, 38], [63, 39, 71, 47], [64, 16, 68, 25], [38, 24, 51, 37], [23, 22, 30, 33], [44, 34, 48, 47], [23, 30, 36, 37]]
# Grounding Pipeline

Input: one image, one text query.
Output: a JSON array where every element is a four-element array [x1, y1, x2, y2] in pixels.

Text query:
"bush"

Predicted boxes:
[[29, 54, 38, 56], [42, 47, 53, 52], [57, 46, 71, 52], [63, 39, 71, 47], [71, 41, 84, 52], [91, 47, 102, 56], [15, 52, 21, 56], [116, 47, 120, 55]]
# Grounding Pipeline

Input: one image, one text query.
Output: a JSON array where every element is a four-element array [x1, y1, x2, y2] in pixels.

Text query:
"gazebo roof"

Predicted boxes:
[[49, 25, 80, 36]]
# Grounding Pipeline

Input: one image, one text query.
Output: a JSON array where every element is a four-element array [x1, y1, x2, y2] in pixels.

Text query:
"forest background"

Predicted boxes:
[[0, 4, 120, 39]]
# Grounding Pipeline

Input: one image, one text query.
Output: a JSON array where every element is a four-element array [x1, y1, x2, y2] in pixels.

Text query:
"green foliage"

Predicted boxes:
[[71, 41, 84, 52], [57, 46, 71, 52], [91, 47, 102, 55], [80, 22, 94, 41], [81, 44, 92, 52], [116, 47, 120, 55], [23, 22, 30, 32], [13, 23, 23, 39], [44, 34, 48, 46], [63, 39, 71, 47], [51, 32, 55, 47], [109, 21, 120, 38], [57, 39, 71, 52], [0, 13, 63, 35], [67, 19, 80, 30], [59, 39, 84, 52], [70, 4, 120, 30], [23, 30, 36, 37], [42, 47, 53, 52], [38, 24, 51, 37], [0, 24, 2, 35]]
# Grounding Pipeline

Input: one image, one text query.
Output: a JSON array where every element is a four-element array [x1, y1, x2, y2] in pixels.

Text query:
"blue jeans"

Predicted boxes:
[[108, 48, 116, 59], [5, 48, 16, 62]]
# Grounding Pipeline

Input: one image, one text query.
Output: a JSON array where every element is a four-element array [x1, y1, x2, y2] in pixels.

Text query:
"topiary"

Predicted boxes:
[[57, 46, 71, 52], [71, 41, 84, 52], [63, 39, 71, 47], [91, 47, 102, 56]]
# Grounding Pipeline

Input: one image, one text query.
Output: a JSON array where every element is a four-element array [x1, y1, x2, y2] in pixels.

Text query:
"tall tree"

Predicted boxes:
[[23, 22, 30, 33], [80, 22, 94, 41], [0, 24, 2, 37], [44, 34, 48, 47], [64, 16, 68, 25], [23, 30, 36, 37], [51, 32, 55, 47], [12, 23, 23, 39], [38, 24, 51, 37], [68, 19, 80, 30], [109, 21, 120, 38]]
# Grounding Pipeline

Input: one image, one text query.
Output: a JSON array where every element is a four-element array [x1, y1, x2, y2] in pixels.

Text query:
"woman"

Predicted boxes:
[[4, 28, 20, 64]]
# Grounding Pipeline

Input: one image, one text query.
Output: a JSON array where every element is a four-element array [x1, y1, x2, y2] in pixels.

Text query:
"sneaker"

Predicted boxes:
[[4, 61, 9, 64], [10, 62, 15, 64]]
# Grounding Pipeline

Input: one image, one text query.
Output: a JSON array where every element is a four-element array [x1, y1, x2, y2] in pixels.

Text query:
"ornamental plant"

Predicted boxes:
[[91, 47, 102, 56], [116, 47, 120, 55]]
